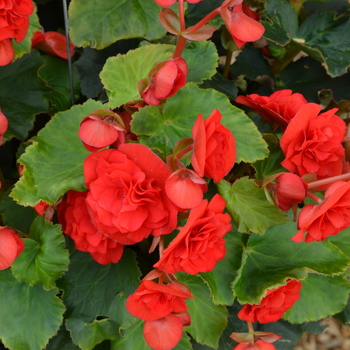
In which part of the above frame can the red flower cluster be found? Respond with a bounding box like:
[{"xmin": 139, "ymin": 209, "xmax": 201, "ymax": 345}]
[
  {"xmin": 154, "ymin": 194, "xmax": 232, "ymax": 274},
  {"xmin": 31, "ymin": 31, "xmax": 75, "ymax": 60},
  {"xmin": 0, "ymin": 0, "xmax": 34, "ymax": 66},
  {"xmin": 58, "ymin": 190, "xmax": 124, "ymax": 264},
  {"xmin": 280, "ymin": 103, "xmax": 345, "ymax": 179},
  {"xmin": 238, "ymin": 279, "xmax": 302, "ymax": 323},
  {"xmin": 139, "ymin": 57, "xmax": 188, "ymax": 106},
  {"xmin": 236, "ymin": 89, "xmax": 308, "ymax": 129},
  {"xmin": 126, "ymin": 279, "xmax": 193, "ymax": 350},
  {"xmin": 191, "ymin": 109, "xmax": 236, "ymax": 183},
  {"xmin": 294, "ymin": 181, "xmax": 350, "ymax": 243},
  {"xmin": 0, "ymin": 226, "xmax": 24, "ymax": 270}
]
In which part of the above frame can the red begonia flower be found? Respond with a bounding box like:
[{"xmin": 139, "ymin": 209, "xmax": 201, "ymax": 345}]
[
  {"xmin": 144, "ymin": 314, "xmax": 184, "ymax": 350},
  {"xmin": 154, "ymin": 194, "xmax": 232, "ymax": 274},
  {"xmin": 140, "ymin": 57, "xmax": 188, "ymax": 106},
  {"xmin": 165, "ymin": 168, "xmax": 207, "ymax": 210},
  {"xmin": 78, "ymin": 112, "xmax": 126, "ymax": 152},
  {"xmin": 233, "ymin": 339, "xmax": 277, "ymax": 350},
  {"xmin": 0, "ymin": 109, "xmax": 8, "ymax": 144},
  {"xmin": 0, "ymin": 39, "xmax": 14, "ymax": 66},
  {"xmin": 32, "ymin": 31, "xmax": 75, "ymax": 59},
  {"xmin": 83, "ymin": 144, "xmax": 178, "ymax": 245},
  {"xmin": 58, "ymin": 190, "xmax": 124, "ymax": 264},
  {"xmin": 219, "ymin": 0, "xmax": 265, "ymax": 48},
  {"xmin": 191, "ymin": 109, "xmax": 236, "ymax": 183},
  {"xmin": 126, "ymin": 280, "xmax": 192, "ymax": 321},
  {"xmin": 280, "ymin": 103, "xmax": 346, "ymax": 179},
  {"xmin": 238, "ymin": 279, "xmax": 302, "ymax": 324},
  {"xmin": 236, "ymin": 90, "xmax": 308, "ymax": 130},
  {"xmin": 293, "ymin": 180, "xmax": 350, "ymax": 243},
  {"xmin": 154, "ymin": 0, "xmax": 203, "ymax": 6},
  {"xmin": 0, "ymin": 226, "xmax": 24, "ymax": 270},
  {"xmin": 273, "ymin": 173, "xmax": 308, "ymax": 211}
]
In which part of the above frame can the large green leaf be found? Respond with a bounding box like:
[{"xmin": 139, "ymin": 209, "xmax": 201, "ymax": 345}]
[
  {"xmin": 0, "ymin": 189, "xmax": 37, "ymax": 233},
  {"xmin": 293, "ymin": 12, "xmax": 350, "ymax": 77},
  {"xmin": 101, "ymin": 42, "xmax": 218, "ymax": 108},
  {"xmin": 232, "ymin": 222, "xmax": 350, "ymax": 304},
  {"xmin": 261, "ymin": 0, "xmax": 298, "ymax": 45},
  {"xmin": 69, "ymin": 0, "xmax": 165, "ymax": 49},
  {"xmin": 59, "ymin": 245, "xmax": 140, "ymax": 350},
  {"xmin": 111, "ymin": 319, "xmax": 193, "ymax": 350},
  {"xmin": 12, "ymin": 9, "xmax": 41, "ymax": 61},
  {"xmin": 0, "ymin": 269, "xmax": 65, "ymax": 350},
  {"xmin": 11, "ymin": 217, "xmax": 69, "ymax": 290},
  {"xmin": 284, "ymin": 274, "xmax": 350, "ymax": 324},
  {"xmin": 199, "ymin": 228, "xmax": 244, "ymax": 305},
  {"xmin": 132, "ymin": 83, "xmax": 268, "ymax": 162},
  {"xmin": 11, "ymin": 99, "xmax": 103, "ymax": 206},
  {"xmin": 39, "ymin": 56, "xmax": 80, "ymax": 114},
  {"xmin": 177, "ymin": 274, "xmax": 228, "ymax": 349},
  {"xmin": 0, "ymin": 50, "xmax": 50, "ymax": 140},
  {"xmin": 218, "ymin": 178, "xmax": 288, "ymax": 235},
  {"xmin": 46, "ymin": 325, "xmax": 80, "ymax": 350}
]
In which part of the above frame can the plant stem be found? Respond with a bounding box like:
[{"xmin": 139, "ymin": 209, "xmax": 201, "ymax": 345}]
[
  {"xmin": 176, "ymin": 143, "xmax": 194, "ymax": 159},
  {"xmin": 178, "ymin": 0, "xmax": 186, "ymax": 32},
  {"xmin": 173, "ymin": 35, "xmax": 187, "ymax": 58},
  {"xmin": 307, "ymin": 173, "xmax": 350, "ymax": 190},
  {"xmin": 306, "ymin": 191, "xmax": 323, "ymax": 204},
  {"xmin": 186, "ymin": 8, "xmax": 220, "ymax": 34},
  {"xmin": 223, "ymin": 49, "xmax": 233, "ymax": 78},
  {"xmin": 247, "ymin": 321, "xmax": 254, "ymax": 333}
]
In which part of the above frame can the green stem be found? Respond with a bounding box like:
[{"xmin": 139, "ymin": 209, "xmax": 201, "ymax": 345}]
[
  {"xmin": 307, "ymin": 173, "xmax": 350, "ymax": 190},
  {"xmin": 223, "ymin": 49, "xmax": 233, "ymax": 78}
]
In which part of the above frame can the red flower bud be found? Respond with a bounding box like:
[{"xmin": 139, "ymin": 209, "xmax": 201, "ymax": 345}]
[
  {"xmin": 0, "ymin": 227, "xmax": 24, "ymax": 270},
  {"xmin": 274, "ymin": 173, "xmax": 308, "ymax": 211}
]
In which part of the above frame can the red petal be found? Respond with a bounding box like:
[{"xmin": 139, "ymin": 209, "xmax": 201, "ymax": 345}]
[
  {"xmin": 144, "ymin": 314, "xmax": 183, "ymax": 350},
  {"xmin": 0, "ymin": 228, "xmax": 21, "ymax": 270},
  {"xmin": 154, "ymin": 0, "xmax": 177, "ymax": 6},
  {"xmin": 153, "ymin": 60, "xmax": 179, "ymax": 99},
  {"xmin": 0, "ymin": 39, "xmax": 14, "ymax": 66},
  {"xmin": 229, "ymin": 12, "xmax": 265, "ymax": 42}
]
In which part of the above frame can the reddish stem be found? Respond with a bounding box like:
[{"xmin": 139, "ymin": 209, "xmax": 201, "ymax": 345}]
[
  {"xmin": 176, "ymin": 143, "xmax": 194, "ymax": 160},
  {"xmin": 307, "ymin": 173, "xmax": 350, "ymax": 190},
  {"xmin": 186, "ymin": 8, "xmax": 220, "ymax": 34},
  {"xmin": 306, "ymin": 191, "xmax": 323, "ymax": 204},
  {"xmin": 159, "ymin": 236, "xmax": 165, "ymax": 258},
  {"xmin": 178, "ymin": 0, "xmax": 186, "ymax": 32},
  {"xmin": 247, "ymin": 321, "xmax": 254, "ymax": 333},
  {"xmin": 173, "ymin": 35, "xmax": 187, "ymax": 58}
]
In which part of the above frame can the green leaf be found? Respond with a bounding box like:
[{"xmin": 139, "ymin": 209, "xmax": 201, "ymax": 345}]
[
  {"xmin": 59, "ymin": 245, "xmax": 140, "ymax": 350},
  {"xmin": 111, "ymin": 318, "xmax": 192, "ymax": 350},
  {"xmin": 279, "ymin": 57, "xmax": 350, "ymax": 103},
  {"xmin": 0, "ymin": 50, "xmax": 50, "ymax": 140},
  {"xmin": 218, "ymin": 178, "xmax": 288, "ymax": 235},
  {"xmin": 12, "ymin": 8, "xmax": 41, "ymax": 61},
  {"xmin": 11, "ymin": 99, "xmax": 103, "ymax": 206},
  {"xmin": 284, "ymin": 274, "xmax": 350, "ymax": 323},
  {"xmin": 200, "ymin": 228, "xmax": 244, "ymax": 305},
  {"xmin": 46, "ymin": 325, "xmax": 80, "ymax": 350},
  {"xmin": 132, "ymin": 83, "xmax": 268, "ymax": 162},
  {"xmin": 293, "ymin": 12, "xmax": 350, "ymax": 77},
  {"xmin": 11, "ymin": 217, "xmax": 69, "ymax": 290},
  {"xmin": 176, "ymin": 274, "xmax": 228, "ymax": 349},
  {"xmin": 199, "ymin": 72, "xmax": 238, "ymax": 100},
  {"xmin": 69, "ymin": 0, "xmax": 165, "ymax": 49},
  {"xmin": 253, "ymin": 142, "xmax": 286, "ymax": 180},
  {"xmin": 0, "ymin": 189, "xmax": 37, "ymax": 233},
  {"xmin": 39, "ymin": 56, "xmax": 80, "ymax": 114},
  {"xmin": 327, "ymin": 227, "xmax": 350, "ymax": 259},
  {"xmin": 334, "ymin": 297, "xmax": 350, "ymax": 325},
  {"xmin": 232, "ymin": 221, "xmax": 350, "ymax": 304},
  {"xmin": 74, "ymin": 39, "xmax": 139, "ymax": 98},
  {"xmin": 0, "ymin": 269, "xmax": 65, "ymax": 350},
  {"xmin": 101, "ymin": 42, "xmax": 218, "ymax": 108},
  {"xmin": 261, "ymin": 0, "xmax": 298, "ymax": 45}
]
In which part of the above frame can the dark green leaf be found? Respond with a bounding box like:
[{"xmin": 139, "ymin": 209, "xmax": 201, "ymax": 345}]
[
  {"xmin": 0, "ymin": 50, "xmax": 50, "ymax": 140},
  {"xmin": 0, "ymin": 269, "xmax": 65, "ymax": 350},
  {"xmin": 46, "ymin": 324, "xmax": 80, "ymax": 350},
  {"xmin": 11, "ymin": 99, "xmax": 102, "ymax": 206},
  {"xmin": 177, "ymin": 274, "xmax": 228, "ymax": 349},
  {"xmin": 334, "ymin": 297, "xmax": 350, "ymax": 325},
  {"xmin": 69, "ymin": 0, "xmax": 165, "ymax": 49},
  {"xmin": 11, "ymin": 217, "xmax": 69, "ymax": 290},
  {"xmin": 199, "ymin": 72, "xmax": 238, "ymax": 100},
  {"xmin": 301, "ymin": 321, "xmax": 328, "ymax": 335},
  {"xmin": 261, "ymin": 0, "xmax": 298, "ymax": 45},
  {"xmin": 200, "ymin": 228, "xmax": 244, "ymax": 305},
  {"xmin": 186, "ymin": 0, "xmax": 223, "ymax": 26},
  {"xmin": 0, "ymin": 189, "xmax": 37, "ymax": 233},
  {"xmin": 232, "ymin": 222, "xmax": 350, "ymax": 304},
  {"xmin": 132, "ymin": 83, "xmax": 268, "ymax": 163},
  {"xmin": 284, "ymin": 274, "xmax": 350, "ymax": 323},
  {"xmin": 218, "ymin": 178, "xmax": 288, "ymax": 235}
]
